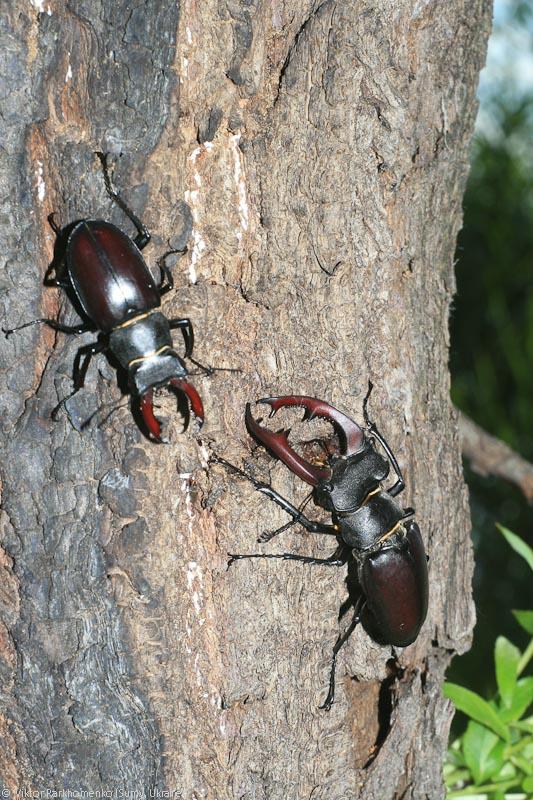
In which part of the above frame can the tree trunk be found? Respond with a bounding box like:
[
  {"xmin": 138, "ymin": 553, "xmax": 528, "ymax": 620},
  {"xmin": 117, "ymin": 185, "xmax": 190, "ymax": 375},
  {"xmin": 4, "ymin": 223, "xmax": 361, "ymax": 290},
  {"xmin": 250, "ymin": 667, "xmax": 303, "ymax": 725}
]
[{"xmin": 0, "ymin": 1, "xmax": 491, "ymax": 797}]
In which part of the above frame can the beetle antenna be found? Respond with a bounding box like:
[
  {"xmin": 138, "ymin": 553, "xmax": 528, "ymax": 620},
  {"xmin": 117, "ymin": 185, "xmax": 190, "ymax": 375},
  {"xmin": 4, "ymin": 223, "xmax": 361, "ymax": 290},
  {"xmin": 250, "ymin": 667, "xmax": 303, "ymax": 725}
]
[
  {"xmin": 48, "ymin": 212, "xmax": 62, "ymax": 234},
  {"xmin": 187, "ymin": 357, "xmax": 240, "ymax": 376},
  {"xmin": 95, "ymin": 152, "xmax": 151, "ymax": 250}
]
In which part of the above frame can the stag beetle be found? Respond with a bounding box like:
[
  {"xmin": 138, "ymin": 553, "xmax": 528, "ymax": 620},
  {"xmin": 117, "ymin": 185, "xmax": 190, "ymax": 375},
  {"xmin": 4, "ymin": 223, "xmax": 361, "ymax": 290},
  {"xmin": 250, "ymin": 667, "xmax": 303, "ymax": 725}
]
[
  {"xmin": 214, "ymin": 383, "xmax": 428, "ymax": 709},
  {"xmin": 3, "ymin": 153, "xmax": 206, "ymax": 441}
]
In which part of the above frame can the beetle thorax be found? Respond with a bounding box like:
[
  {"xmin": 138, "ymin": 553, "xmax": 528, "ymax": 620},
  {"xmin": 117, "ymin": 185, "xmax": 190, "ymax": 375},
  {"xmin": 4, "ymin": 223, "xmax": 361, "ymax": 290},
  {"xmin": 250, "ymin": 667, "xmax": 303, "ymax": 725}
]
[
  {"xmin": 314, "ymin": 440, "xmax": 390, "ymax": 514},
  {"xmin": 107, "ymin": 311, "xmax": 188, "ymax": 396},
  {"xmin": 348, "ymin": 523, "xmax": 406, "ymax": 563},
  {"xmin": 335, "ymin": 488, "xmax": 405, "ymax": 551}
]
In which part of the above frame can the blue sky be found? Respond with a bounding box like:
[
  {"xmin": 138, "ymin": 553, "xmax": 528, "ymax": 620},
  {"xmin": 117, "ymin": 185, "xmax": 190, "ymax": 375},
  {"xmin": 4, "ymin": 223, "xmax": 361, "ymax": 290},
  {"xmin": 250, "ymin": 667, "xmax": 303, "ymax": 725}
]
[{"xmin": 478, "ymin": 0, "xmax": 533, "ymax": 118}]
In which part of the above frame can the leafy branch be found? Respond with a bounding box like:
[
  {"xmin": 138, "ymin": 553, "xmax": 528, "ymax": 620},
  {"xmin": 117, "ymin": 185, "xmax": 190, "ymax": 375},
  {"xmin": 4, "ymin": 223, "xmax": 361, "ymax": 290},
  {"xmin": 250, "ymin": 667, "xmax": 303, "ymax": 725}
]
[{"xmin": 444, "ymin": 527, "xmax": 533, "ymax": 799}]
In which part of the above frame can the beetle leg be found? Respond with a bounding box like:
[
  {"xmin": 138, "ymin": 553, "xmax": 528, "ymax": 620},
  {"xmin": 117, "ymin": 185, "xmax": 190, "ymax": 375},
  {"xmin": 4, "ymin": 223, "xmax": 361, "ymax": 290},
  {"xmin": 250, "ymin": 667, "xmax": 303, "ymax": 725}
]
[
  {"xmin": 228, "ymin": 542, "xmax": 349, "ymax": 568},
  {"xmin": 258, "ymin": 492, "xmax": 313, "ymax": 543},
  {"xmin": 52, "ymin": 339, "xmax": 106, "ymax": 420},
  {"xmin": 211, "ymin": 456, "xmax": 337, "ymax": 536},
  {"xmin": 96, "ymin": 152, "xmax": 151, "ymax": 251},
  {"xmin": 3, "ymin": 319, "xmax": 94, "ymax": 337},
  {"xmin": 168, "ymin": 319, "xmax": 239, "ymax": 375},
  {"xmin": 156, "ymin": 251, "xmax": 176, "ymax": 295},
  {"xmin": 369, "ymin": 424, "xmax": 405, "ymax": 497},
  {"xmin": 362, "ymin": 381, "xmax": 406, "ymax": 497},
  {"xmin": 319, "ymin": 597, "xmax": 364, "ymax": 711},
  {"xmin": 47, "ymin": 211, "xmax": 62, "ymax": 235},
  {"xmin": 156, "ymin": 248, "xmax": 189, "ymax": 295},
  {"xmin": 168, "ymin": 318, "xmax": 194, "ymax": 359}
]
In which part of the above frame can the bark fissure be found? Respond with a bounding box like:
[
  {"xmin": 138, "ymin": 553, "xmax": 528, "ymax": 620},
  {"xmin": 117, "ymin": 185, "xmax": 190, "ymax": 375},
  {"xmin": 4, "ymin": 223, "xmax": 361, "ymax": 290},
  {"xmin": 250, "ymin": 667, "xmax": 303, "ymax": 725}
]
[{"xmin": 274, "ymin": 0, "xmax": 334, "ymax": 106}]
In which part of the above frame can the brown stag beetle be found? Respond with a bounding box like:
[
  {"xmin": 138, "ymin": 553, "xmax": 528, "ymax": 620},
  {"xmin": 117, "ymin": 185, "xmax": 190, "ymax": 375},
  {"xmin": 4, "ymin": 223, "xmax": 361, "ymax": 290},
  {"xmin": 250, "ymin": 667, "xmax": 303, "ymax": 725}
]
[
  {"xmin": 3, "ymin": 153, "xmax": 210, "ymax": 442},
  {"xmin": 213, "ymin": 383, "xmax": 428, "ymax": 710}
]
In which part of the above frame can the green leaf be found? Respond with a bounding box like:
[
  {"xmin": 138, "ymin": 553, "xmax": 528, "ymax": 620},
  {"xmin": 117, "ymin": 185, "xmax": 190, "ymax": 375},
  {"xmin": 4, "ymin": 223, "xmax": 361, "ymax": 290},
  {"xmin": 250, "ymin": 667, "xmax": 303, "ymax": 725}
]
[
  {"xmin": 517, "ymin": 640, "xmax": 533, "ymax": 677},
  {"xmin": 523, "ymin": 774, "xmax": 533, "ymax": 793},
  {"xmin": 496, "ymin": 524, "xmax": 533, "ymax": 570},
  {"xmin": 444, "ymin": 682, "xmax": 511, "ymax": 741},
  {"xmin": 513, "ymin": 610, "xmax": 533, "ymax": 634},
  {"xmin": 512, "ymin": 715, "xmax": 533, "ymax": 733},
  {"xmin": 512, "ymin": 754, "xmax": 533, "ymax": 776},
  {"xmin": 496, "ymin": 758, "xmax": 519, "ymax": 780},
  {"xmin": 509, "ymin": 738, "xmax": 533, "ymax": 761},
  {"xmin": 500, "ymin": 678, "xmax": 533, "ymax": 722},
  {"xmin": 495, "ymin": 636, "xmax": 521, "ymax": 707},
  {"xmin": 463, "ymin": 721, "xmax": 505, "ymax": 784}
]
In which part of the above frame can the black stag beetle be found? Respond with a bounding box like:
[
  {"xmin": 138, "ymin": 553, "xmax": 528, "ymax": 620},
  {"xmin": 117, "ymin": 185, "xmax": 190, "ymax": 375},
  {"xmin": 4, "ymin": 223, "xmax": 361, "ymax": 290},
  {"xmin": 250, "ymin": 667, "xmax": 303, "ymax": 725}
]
[
  {"xmin": 214, "ymin": 383, "xmax": 428, "ymax": 710},
  {"xmin": 3, "ymin": 153, "xmax": 208, "ymax": 442}
]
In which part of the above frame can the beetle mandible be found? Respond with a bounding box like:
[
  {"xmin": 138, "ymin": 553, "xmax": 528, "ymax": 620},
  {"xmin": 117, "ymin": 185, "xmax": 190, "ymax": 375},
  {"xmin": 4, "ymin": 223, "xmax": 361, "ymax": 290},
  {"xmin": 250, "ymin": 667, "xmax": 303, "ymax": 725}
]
[
  {"xmin": 3, "ymin": 153, "xmax": 206, "ymax": 441},
  {"xmin": 213, "ymin": 383, "xmax": 428, "ymax": 709}
]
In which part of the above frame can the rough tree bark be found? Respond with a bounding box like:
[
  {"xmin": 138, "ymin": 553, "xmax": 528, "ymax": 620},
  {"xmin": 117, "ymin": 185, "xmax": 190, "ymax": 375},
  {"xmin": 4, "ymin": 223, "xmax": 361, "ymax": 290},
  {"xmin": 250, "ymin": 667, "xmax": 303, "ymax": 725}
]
[{"xmin": 0, "ymin": 1, "xmax": 491, "ymax": 798}]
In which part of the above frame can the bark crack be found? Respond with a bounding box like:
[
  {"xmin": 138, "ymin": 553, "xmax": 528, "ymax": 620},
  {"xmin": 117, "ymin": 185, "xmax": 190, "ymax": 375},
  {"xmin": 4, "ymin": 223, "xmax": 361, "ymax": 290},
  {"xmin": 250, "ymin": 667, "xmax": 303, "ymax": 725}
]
[{"xmin": 273, "ymin": 0, "xmax": 334, "ymax": 106}]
